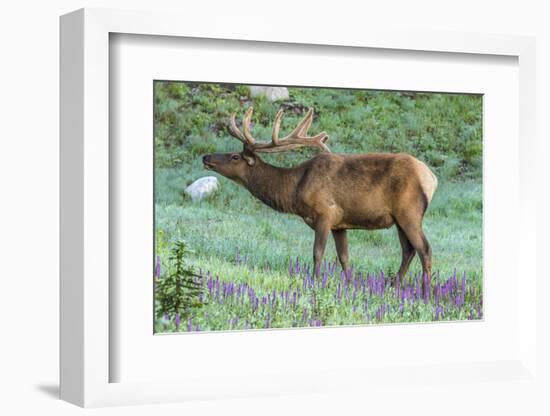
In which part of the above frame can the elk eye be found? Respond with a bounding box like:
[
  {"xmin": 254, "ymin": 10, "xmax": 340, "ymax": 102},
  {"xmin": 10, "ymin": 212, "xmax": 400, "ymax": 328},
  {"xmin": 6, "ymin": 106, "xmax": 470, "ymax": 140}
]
[{"xmin": 231, "ymin": 154, "xmax": 240, "ymax": 160}]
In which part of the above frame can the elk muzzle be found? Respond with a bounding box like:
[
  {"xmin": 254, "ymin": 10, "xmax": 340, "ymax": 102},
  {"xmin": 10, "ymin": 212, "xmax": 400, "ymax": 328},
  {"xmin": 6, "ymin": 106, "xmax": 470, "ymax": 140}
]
[{"xmin": 202, "ymin": 154, "xmax": 215, "ymax": 170}]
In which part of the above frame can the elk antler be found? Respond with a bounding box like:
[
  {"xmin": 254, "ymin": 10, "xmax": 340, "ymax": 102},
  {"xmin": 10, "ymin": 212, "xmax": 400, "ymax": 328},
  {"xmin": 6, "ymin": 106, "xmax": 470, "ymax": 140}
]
[{"xmin": 228, "ymin": 107, "xmax": 331, "ymax": 153}]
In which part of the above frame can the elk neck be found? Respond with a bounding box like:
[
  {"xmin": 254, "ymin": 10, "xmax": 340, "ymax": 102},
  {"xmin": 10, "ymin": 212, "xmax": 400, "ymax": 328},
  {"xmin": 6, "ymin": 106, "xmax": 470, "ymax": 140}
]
[{"xmin": 242, "ymin": 158, "xmax": 303, "ymax": 215}]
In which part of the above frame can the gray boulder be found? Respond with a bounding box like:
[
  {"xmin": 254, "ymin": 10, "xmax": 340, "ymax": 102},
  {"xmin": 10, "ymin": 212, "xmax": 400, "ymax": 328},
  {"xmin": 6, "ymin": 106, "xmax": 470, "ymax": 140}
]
[
  {"xmin": 185, "ymin": 176, "xmax": 218, "ymax": 201},
  {"xmin": 249, "ymin": 86, "xmax": 289, "ymax": 102}
]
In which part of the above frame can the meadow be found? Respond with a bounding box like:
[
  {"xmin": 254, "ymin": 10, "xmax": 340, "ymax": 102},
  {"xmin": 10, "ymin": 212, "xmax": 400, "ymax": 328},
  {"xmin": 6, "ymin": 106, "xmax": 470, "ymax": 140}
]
[{"xmin": 153, "ymin": 82, "xmax": 483, "ymax": 332}]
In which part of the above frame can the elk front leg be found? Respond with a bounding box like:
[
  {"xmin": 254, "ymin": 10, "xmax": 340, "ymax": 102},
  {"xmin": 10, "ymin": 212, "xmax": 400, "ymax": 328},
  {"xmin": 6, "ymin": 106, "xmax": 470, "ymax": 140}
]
[
  {"xmin": 313, "ymin": 220, "xmax": 331, "ymax": 277},
  {"xmin": 332, "ymin": 229, "xmax": 349, "ymax": 273}
]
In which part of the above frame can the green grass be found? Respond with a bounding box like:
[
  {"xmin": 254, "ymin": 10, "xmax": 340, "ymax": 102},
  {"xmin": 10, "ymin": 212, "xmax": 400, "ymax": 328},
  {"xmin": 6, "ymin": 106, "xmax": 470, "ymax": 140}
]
[{"xmin": 154, "ymin": 165, "xmax": 482, "ymax": 332}]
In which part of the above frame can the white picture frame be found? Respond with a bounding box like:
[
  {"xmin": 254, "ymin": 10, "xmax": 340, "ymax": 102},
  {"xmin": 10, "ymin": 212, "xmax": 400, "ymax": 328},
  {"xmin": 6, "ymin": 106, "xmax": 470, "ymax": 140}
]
[{"xmin": 60, "ymin": 7, "xmax": 539, "ymax": 408}]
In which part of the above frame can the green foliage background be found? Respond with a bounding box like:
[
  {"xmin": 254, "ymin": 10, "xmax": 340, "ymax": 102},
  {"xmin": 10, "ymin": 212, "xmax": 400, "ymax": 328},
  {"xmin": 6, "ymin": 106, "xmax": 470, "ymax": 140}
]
[
  {"xmin": 154, "ymin": 82, "xmax": 483, "ymax": 332},
  {"xmin": 155, "ymin": 82, "xmax": 482, "ymax": 179}
]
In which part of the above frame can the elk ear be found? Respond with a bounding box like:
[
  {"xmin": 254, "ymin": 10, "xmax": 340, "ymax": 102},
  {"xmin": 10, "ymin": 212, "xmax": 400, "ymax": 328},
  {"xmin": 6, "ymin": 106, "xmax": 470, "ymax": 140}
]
[{"xmin": 242, "ymin": 148, "xmax": 256, "ymax": 166}]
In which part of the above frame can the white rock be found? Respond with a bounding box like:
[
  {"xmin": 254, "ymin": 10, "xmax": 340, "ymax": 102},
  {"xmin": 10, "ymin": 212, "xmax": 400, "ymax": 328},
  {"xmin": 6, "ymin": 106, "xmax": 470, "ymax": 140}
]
[
  {"xmin": 185, "ymin": 176, "xmax": 218, "ymax": 201},
  {"xmin": 249, "ymin": 86, "xmax": 289, "ymax": 102}
]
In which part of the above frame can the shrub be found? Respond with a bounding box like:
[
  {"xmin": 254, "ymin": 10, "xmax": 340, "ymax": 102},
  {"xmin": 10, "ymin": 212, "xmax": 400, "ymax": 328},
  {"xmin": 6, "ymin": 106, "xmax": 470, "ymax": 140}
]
[{"xmin": 155, "ymin": 240, "xmax": 203, "ymax": 328}]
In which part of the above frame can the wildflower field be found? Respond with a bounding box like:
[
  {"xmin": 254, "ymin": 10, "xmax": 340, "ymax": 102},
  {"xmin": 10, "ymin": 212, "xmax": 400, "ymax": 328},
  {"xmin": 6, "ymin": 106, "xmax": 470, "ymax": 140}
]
[{"xmin": 154, "ymin": 82, "xmax": 483, "ymax": 333}]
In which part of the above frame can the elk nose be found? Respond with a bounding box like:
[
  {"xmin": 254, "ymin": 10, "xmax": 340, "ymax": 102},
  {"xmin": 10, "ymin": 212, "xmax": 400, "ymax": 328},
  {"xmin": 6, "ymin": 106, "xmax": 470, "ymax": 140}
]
[{"xmin": 203, "ymin": 155, "xmax": 211, "ymax": 163}]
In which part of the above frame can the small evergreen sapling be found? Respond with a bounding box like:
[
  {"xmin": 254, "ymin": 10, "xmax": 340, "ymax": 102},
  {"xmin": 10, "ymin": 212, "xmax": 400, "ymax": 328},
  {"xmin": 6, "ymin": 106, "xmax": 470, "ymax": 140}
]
[{"xmin": 155, "ymin": 240, "xmax": 203, "ymax": 327}]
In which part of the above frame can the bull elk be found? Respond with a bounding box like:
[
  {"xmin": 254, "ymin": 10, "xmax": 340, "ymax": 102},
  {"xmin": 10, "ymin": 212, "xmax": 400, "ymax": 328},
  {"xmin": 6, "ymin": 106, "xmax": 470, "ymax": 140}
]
[{"xmin": 202, "ymin": 107, "xmax": 438, "ymax": 293}]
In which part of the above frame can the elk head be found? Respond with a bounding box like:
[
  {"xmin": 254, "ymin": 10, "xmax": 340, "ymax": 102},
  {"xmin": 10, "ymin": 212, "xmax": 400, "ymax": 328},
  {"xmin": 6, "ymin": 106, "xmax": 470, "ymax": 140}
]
[{"xmin": 202, "ymin": 107, "xmax": 331, "ymax": 182}]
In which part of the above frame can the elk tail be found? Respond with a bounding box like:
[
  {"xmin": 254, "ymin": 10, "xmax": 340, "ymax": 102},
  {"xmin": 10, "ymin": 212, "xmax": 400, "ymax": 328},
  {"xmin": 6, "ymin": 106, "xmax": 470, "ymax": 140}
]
[
  {"xmin": 427, "ymin": 169, "xmax": 438, "ymax": 203},
  {"xmin": 420, "ymin": 166, "xmax": 438, "ymax": 207}
]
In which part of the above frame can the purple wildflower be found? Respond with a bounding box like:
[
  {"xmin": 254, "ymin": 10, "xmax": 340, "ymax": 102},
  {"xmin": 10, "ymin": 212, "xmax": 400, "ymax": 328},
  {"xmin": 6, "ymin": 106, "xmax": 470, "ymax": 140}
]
[
  {"xmin": 416, "ymin": 274, "xmax": 422, "ymax": 300},
  {"xmin": 321, "ymin": 271, "xmax": 329, "ymax": 289},
  {"xmin": 423, "ymin": 273, "xmax": 430, "ymax": 303},
  {"xmin": 435, "ymin": 305, "xmax": 444, "ymax": 320},
  {"xmin": 395, "ymin": 274, "xmax": 401, "ymax": 297},
  {"xmin": 155, "ymin": 255, "xmax": 161, "ymax": 279},
  {"xmin": 452, "ymin": 269, "xmax": 457, "ymax": 291},
  {"xmin": 455, "ymin": 294, "xmax": 462, "ymax": 307},
  {"xmin": 375, "ymin": 304, "xmax": 386, "ymax": 321}
]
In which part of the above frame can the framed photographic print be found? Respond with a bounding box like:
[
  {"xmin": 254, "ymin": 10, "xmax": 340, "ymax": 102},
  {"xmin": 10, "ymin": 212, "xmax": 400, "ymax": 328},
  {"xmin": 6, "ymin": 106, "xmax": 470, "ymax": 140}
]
[{"xmin": 60, "ymin": 7, "xmax": 540, "ymax": 408}]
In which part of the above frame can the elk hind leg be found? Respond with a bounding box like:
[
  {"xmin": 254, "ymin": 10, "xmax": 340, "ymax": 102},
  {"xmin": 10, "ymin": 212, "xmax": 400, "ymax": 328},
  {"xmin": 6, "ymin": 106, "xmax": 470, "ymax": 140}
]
[
  {"xmin": 332, "ymin": 229, "xmax": 350, "ymax": 273},
  {"xmin": 396, "ymin": 218, "xmax": 432, "ymax": 297},
  {"xmin": 396, "ymin": 224, "xmax": 415, "ymax": 285}
]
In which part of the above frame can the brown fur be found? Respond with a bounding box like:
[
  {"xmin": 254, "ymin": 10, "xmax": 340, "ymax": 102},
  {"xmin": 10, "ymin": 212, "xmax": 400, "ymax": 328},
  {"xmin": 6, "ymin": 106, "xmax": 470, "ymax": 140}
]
[{"xmin": 202, "ymin": 149, "xmax": 438, "ymax": 295}]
